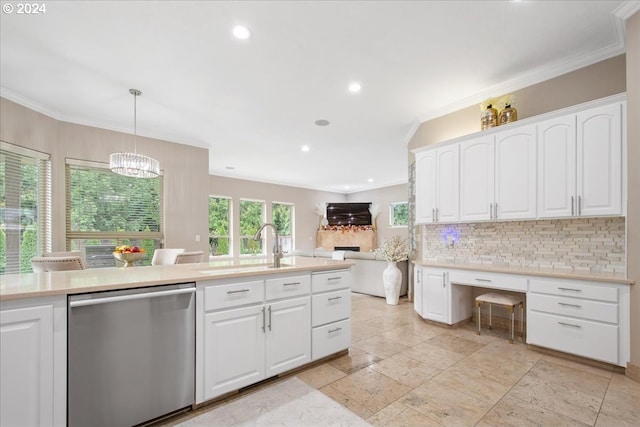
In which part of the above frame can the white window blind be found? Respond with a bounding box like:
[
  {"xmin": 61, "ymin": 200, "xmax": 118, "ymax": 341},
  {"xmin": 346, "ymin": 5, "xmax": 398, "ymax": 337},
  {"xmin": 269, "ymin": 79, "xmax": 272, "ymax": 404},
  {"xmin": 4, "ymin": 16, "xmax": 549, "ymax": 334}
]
[{"xmin": 0, "ymin": 141, "xmax": 51, "ymax": 274}]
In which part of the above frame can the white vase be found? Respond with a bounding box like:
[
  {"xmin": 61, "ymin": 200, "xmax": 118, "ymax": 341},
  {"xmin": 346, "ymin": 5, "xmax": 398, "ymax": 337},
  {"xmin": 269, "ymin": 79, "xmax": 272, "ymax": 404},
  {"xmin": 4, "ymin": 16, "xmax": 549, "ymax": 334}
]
[{"xmin": 382, "ymin": 261, "xmax": 402, "ymax": 305}]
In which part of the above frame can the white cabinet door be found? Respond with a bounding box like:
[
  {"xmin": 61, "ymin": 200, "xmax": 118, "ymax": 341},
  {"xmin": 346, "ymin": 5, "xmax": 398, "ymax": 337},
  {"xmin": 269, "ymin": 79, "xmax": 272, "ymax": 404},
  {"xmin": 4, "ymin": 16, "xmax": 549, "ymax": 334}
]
[
  {"xmin": 265, "ymin": 297, "xmax": 311, "ymax": 377},
  {"xmin": 203, "ymin": 305, "xmax": 265, "ymax": 400},
  {"xmin": 577, "ymin": 103, "xmax": 622, "ymax": 216},
  {"xmin": 423, "ymin": 269, "xmax": 449, "ymax": 323},
  {"xmin": 435, "ymin": 145, "xmax": 460, "ymax": 222},
  {"xmin": 414, "ymin": 267, "xmax": 424, "ymax": 317},
  {"xmin": 537, "ymin": 115, "xmax": 577, "ymax": 218},
  {"xmin": 415, "ymin": 150, "xmax": 436, "ymax": 223},
  {"xmin": 1, "ymin": 304, "xmax": 55, "ymax": 427},
  {"xmin": 495, "ymin": 124, "xmax": 537, "ymax": 219},
  {"xmin": 460, "ymin": 135, "xmax": 494, "ymax": 221}
]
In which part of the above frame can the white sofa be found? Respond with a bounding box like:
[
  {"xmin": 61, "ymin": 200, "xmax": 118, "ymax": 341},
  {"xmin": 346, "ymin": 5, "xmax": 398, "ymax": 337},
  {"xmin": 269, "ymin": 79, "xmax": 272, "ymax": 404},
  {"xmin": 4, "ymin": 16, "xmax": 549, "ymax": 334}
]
[{"xmin": 292, "ymin": 250, "xmax": 408, "ymax": 298}]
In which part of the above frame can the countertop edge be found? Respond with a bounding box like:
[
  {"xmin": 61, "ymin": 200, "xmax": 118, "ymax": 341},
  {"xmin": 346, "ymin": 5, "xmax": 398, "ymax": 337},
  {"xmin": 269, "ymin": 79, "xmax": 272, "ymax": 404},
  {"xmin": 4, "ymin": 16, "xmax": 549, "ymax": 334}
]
[{"xmin": 413, "ymin": 261, "xmax": 634, "ymax": 285}]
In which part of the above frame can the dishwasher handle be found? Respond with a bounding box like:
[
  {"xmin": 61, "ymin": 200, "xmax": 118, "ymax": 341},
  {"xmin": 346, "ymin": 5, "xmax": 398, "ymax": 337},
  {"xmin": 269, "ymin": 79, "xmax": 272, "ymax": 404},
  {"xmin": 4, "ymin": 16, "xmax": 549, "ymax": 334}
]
[{"xmin": 69, "ymin": 287, "xmax": 195, "ymax": 308}]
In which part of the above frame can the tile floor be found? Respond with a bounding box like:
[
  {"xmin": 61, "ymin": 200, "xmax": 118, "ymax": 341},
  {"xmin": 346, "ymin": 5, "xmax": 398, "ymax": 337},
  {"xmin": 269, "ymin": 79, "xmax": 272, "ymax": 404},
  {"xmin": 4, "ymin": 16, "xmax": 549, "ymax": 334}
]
[{"xmin": 161, "ymin": 293, "xmax": 640, "ymax": 427}]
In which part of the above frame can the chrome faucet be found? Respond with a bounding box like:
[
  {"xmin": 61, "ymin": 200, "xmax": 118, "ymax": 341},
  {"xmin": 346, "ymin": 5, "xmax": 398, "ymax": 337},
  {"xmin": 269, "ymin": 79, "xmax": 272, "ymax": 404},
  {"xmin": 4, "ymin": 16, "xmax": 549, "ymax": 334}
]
[{"xmin": 253, "ymin": 223, "xmax": 283, "ymax": 268}]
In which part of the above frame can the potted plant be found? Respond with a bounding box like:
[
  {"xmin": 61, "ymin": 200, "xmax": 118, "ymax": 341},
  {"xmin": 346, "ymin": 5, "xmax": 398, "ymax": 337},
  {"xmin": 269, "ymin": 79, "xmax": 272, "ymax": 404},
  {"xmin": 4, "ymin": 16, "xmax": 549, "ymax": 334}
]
[{"xmin": 374, "ymin": 236, "xmax": 408, "ymax": 305}]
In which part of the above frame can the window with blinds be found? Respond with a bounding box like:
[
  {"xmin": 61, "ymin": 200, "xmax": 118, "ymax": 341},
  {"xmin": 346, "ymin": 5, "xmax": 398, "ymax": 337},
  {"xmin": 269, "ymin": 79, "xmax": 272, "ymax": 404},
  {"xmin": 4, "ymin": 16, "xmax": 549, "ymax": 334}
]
[
  {"xmin": 65, "ymin": 159, "xmax": 163, "ymax": 267},
  {"xmin": 0, "ymin": 142, "xmax": 51, "ymax": 274}
]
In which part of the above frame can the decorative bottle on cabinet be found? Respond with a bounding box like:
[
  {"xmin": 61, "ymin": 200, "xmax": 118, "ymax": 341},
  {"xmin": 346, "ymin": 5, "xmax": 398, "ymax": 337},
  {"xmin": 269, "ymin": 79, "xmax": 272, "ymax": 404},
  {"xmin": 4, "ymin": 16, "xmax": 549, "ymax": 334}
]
[
  {"xmin": 499, "ymin": 104, "xmax": 518, "ymax": 125},
  {"xmin": 481, "ymin": 104, "xmax": 498, "ymax": 130}
]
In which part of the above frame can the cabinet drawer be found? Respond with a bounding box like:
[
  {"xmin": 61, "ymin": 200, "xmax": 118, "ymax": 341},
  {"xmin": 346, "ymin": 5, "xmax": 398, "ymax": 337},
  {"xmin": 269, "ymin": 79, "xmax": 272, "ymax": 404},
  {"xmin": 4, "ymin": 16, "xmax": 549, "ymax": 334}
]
[
  {"xmin": 528, "ymin": 293, "xmax": 618, "ymax": 324},
  {"xmin": 527, "ymin": 311, "xmax": 618, "ymax": 365},
  {"xmin": 312, "ymin": 270, "xmax": 351, "ymax": 293},
  {"xmin": 204, "ymin": 280, "xmax": 264, "ymax": 311},
  {"xmin": 265, "ymin": 275, "xmax": 311, "ymax": 301},
  {"xmin": 448, "ymin": 269, "xmax": 527, "ymax": 292},
  {"xmin": 529, "ymin": 278, "xmax": 618, "ymax": 302},
  {"xmin": 312, "ymin": 289, "xmax": 351, "ymax": 327},
  {"xmin": 312, "ymin": 319, "xmax": 351, "ymax": 360}
]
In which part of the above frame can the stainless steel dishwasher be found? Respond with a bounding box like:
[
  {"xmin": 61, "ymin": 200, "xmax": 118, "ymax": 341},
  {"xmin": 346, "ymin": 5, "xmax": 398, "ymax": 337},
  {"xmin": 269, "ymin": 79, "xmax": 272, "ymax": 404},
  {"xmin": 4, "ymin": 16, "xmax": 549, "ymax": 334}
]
[{"xmin": 68, "ymin": 283, "xmax": 195, "ymax": 427}]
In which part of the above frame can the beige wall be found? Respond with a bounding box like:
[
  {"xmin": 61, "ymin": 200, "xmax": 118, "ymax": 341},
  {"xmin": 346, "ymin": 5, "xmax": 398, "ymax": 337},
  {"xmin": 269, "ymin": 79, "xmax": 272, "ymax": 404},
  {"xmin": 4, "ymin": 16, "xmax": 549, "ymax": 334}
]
[
  {"xmin": 626, "ymin": 11, "xmax": 640, "ymax": 372},
  {"xmin": 347, "ymin": 184, "xmax": 409, "ymax": 245},
  {"xmin": 1, "ymin": 97, "xmax": 211, "ymax": 253},
  {"xmin": 408, "ymin": 55, "xmax": 626, "ymax": 151}
]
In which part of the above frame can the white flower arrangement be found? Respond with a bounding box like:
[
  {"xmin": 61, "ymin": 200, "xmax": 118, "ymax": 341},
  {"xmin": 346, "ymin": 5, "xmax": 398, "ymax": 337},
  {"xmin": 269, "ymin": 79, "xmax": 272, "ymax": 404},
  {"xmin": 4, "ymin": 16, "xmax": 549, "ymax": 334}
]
[{"xmin": 375, "ymin": 236, "xmax": 409, "ymax": 262}]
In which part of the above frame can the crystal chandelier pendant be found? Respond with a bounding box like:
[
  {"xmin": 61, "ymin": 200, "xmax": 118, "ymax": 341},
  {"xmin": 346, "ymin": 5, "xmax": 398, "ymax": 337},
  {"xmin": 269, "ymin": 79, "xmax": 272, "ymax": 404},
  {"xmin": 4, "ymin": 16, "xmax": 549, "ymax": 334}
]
[{"xmin": 109, "ymin": 89, "xmax": 160, "ymax": 178}]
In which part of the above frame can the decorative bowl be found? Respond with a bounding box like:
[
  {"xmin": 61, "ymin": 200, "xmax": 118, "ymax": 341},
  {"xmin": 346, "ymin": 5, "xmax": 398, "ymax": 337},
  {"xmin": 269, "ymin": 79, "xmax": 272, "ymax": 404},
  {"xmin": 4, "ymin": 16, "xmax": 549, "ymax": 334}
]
[{"xmin": 113, "ymin": 251, "xmax": 144, "ymax": 267}]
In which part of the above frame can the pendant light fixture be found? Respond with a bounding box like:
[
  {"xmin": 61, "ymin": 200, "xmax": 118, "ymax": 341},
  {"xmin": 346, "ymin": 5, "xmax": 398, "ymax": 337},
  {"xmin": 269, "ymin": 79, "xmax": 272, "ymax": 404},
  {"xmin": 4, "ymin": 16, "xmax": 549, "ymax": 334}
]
[{"xmin": 109, "ymin": 89, "xmax": 160, "ymax": 178}]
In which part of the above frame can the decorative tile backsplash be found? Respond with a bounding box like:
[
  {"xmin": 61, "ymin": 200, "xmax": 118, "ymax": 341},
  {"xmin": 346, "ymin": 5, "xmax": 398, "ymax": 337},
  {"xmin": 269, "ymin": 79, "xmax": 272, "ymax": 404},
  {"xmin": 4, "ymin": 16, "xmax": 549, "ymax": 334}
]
[{"xmin": 420, "ymin": 217, "xmax": 625, "ymax": 273}]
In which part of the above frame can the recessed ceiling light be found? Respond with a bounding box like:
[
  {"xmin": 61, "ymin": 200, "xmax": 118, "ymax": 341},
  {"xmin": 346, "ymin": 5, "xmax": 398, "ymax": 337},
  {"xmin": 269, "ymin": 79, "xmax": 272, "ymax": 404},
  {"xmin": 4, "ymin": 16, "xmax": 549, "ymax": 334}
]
[
  {"xmin": 315, "ymin": 119, "xmax": 330, "ymax": 126},
  {"xmin": 301, "ymin": 145, "xmax": 310, "ymax": 152},
  {"xmin": 344, "ymin": 185, "xmax": 350, "ymax": 190},
  {"xmin": 368, "ymin": 178, "xmax": 374, "ymax": 183},
  {"xmin": 348, "ymin": 82, "xmax": 362, "ymax": 93},
  {"xmin": 232, "ymin": 25, "xmax": 251, "ymax": 40}
]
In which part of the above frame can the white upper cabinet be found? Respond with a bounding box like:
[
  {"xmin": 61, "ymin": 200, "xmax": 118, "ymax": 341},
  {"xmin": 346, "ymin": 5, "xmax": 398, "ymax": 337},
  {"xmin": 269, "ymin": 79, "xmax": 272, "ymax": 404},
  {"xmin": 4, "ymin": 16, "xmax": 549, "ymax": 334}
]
[
  {"xmin": 460, "ymin": 135, "xmax": 494, "ymax": 221},
  {"xmin": 537, "ymin": 102, "xmax": 623, "ymax": 218},
  {"xmin": 577, "ymin": 103, "xmax": 622, "ymax": 216},
  {"xmin": 537, "ymin": 115, "xmax": 577, "ymax": 218},
  {"xmin": 415, "ymin": 145, "xmax": 459, "ymax": 224},
  {"xmin": 460, "ymin": 125, "xmax": 536, "ymax": 221},
  {"xmin": 494, "ymin": 124, "xmax": 537, "ymax": 219}
]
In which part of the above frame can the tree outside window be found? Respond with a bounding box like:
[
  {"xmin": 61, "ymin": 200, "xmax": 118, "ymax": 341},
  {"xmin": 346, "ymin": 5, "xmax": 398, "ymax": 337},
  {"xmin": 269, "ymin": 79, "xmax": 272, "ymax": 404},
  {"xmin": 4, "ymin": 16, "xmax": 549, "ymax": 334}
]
[
  {"xmin": 239, "ymin": 199, "xmax": 264, "ymax": 255},
  {"xmin": 272, "ymin": 202, "xmax": 293, "ymax": 254},
  {"xmin": 209, "ymin": 196, "xmax": 231, "ymax": 256},
  {"xmin": 389, "ymin": 201, "xmax": 409, "ymax": 227}
]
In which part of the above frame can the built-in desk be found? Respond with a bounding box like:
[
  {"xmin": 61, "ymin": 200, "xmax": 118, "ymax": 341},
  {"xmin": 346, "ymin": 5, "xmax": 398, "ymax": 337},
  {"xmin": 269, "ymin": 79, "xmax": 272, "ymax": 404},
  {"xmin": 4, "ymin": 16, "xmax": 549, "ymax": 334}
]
[{"xmin": 413, "ymin": 262, "xmax": 633, "ymax": 367}]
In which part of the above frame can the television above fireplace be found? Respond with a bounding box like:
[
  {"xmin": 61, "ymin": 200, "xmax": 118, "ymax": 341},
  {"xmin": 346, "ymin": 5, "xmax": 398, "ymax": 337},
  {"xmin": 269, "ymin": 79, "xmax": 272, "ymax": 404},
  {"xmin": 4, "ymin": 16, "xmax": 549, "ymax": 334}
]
[{"xmin": 326, "ymin": 202, "xmax": 371, "ymax": 226}]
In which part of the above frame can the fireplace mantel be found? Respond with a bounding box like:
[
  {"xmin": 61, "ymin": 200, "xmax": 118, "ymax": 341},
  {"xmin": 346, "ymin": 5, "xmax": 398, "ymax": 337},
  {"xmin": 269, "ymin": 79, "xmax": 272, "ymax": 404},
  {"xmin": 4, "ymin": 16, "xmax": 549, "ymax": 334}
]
[{"xmin": 316, "ymin": 229, "xmax": 376, "ymax": 253}]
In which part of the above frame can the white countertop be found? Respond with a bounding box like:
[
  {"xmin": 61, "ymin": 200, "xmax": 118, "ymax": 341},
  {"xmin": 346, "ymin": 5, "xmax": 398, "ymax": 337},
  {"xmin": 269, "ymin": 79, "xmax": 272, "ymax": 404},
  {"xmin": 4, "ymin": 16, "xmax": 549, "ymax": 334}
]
[
  {"xmin": 413, "ymin": 261, "xmax": 634, "ymax": 285},
  {"xmin": 0, "ymin": 256, "xmax": 354, "ymax": 301}
]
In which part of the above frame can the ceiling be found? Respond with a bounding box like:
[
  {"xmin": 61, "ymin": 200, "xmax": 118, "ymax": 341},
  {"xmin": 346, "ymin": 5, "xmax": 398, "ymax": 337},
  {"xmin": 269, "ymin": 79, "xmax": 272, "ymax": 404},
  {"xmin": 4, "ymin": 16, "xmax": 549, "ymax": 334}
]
[{"xmin": 1, "ymin": 1, "xmax": 636, "ymax": 193}]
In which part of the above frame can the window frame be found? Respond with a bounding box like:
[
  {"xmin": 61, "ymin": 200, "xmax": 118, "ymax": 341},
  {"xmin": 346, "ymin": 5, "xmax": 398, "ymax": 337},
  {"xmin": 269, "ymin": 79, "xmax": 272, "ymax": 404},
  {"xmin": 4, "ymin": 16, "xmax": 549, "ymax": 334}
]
[
  {"xmin": 389, "ymin": 201, "xmax": 409, "ymax": 228},
  {"xmin": 272, "ymin": 201, "xmax": 294, "ymax": 255},
  {"xmin": 208, "ymin": 195, "xmax": 232, "ymax": 258},
  {"xmin": 239, "ymin": 198, "xmax": 265, "ymax": 257}
]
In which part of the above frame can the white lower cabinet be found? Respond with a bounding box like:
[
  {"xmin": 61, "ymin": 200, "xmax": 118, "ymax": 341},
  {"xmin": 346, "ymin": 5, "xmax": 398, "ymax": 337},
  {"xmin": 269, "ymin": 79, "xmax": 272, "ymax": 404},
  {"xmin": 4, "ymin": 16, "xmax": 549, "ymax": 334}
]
[
  {"xmin": 414, "ymin": 267, "xmax": 472, "ymax": 325},
  {"xmin": 0, "ymin": 296, "xmax": 66, "ymax": 427},
  {"xmin": 311, "ymin": 270, "xmax": 351, "ymax": 361},
  {"xmin": 198, "ymin": 269, "xmax": 348, "ymax": 403},
  {"xmin": 527, "ymin": 277, "xmax": 629, "ymax": 366}
]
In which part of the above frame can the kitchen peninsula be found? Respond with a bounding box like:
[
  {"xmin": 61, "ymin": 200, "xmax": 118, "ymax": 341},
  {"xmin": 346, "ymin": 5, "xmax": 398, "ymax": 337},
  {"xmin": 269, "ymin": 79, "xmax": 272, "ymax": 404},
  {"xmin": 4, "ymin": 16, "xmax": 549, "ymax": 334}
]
[{"xmin": 0, "ymin": 256, "xmax": 354, "ymax": 426}]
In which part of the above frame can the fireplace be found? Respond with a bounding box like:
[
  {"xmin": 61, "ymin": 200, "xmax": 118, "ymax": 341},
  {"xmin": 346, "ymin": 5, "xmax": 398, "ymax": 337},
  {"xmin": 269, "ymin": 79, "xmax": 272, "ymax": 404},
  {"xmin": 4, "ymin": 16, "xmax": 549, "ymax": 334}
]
[{"xmin": 334, "ymin": 246, "xmax": 360, "ymax": 252}]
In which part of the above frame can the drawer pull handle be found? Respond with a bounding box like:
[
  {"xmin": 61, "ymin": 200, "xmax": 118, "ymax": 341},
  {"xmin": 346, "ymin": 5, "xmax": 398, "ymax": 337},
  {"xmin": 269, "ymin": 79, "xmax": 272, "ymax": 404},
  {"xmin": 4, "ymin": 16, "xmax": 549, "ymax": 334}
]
[
  {"xmin": 328, "ymin": 327, "xmax": 342, "ymax": 333},
  {"xmin": 328, "ymin": 277, "xmax": 342, "ymax": 281},
  {"xmin": 283, "ymin": 282, "xmax": 300, "ymax": 286},
  {"xmin": 328, "ymin": 296, "xmax": 342, "ymax": 301},
  {"xmin": 558, "ymin": 321, "xmax": 581, "ymax": 328},
  {"xmin": 227, "ymin": 289, "xmax": 250, "ymax": 294},
  {"xmin": 558, "ymin": 287, "xmax": 581, "ymax": 292},
  {"xmin": 558, "ymin": 302, "xmax": 582, "ymax": 308},
  {"xmin": 475, "ymin": 278, "xmax": 492, "ymax": 282}
]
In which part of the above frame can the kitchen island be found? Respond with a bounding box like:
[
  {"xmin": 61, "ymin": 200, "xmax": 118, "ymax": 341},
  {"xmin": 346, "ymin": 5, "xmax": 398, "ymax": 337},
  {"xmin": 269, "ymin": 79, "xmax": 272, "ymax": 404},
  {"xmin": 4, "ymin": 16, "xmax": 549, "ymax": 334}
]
[{"xmin": 0, "ymin": 256, "xmax": 354, "ymax": 426}]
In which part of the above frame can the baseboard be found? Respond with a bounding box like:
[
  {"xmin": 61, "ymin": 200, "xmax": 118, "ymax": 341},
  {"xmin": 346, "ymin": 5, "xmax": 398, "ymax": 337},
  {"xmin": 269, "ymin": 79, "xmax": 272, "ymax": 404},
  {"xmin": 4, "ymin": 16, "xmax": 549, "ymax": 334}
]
[{"xmin": 626, "ymin": 361, "xmax": 640, "ymax": 382}]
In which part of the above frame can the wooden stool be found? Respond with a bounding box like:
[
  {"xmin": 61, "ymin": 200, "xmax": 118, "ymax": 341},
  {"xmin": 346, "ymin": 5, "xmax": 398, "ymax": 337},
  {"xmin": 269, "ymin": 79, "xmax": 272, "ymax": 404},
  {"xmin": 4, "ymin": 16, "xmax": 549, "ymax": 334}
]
[{"xmin": 475, "ymin": 293, "xmax": 524, "ymax": 343}]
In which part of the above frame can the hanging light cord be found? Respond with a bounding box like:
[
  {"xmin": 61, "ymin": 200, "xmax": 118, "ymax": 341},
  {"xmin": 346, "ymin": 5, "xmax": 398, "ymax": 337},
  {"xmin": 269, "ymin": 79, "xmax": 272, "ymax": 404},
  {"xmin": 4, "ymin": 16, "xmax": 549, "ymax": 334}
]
[{"xmin": 131, "ymin": 88, "xmax": 141, "ymax": 154}]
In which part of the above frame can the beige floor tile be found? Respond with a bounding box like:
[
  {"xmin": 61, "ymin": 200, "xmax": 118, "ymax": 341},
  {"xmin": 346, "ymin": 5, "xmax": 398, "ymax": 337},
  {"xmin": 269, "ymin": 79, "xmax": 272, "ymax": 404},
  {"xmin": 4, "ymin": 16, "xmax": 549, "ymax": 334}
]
[
  {"xmin": 319, "ymin": 383, "xmax": 374, "ymax": 420},
  {"xmin": 351, "ymin": 308, "xmax": 387, "ymax": 323},
  {"xmin": 477, "ymin": 394, "xmax": 591, "ymax": 427},
  {"xmin": 359, "ymin": 315, "xmax": 411, "ymax": 332},
  {"xmin": 401, "ymin": 380, "xmax": 493, "ymax": 427},
  {"xmin": 351, "ymin": 335, "xmax": 409, "ymax": 359},
  {"xmin": 476, "ymin": 339, "xmax": 545, "ymax": 366},
  {"xmin": 507, "ymin": 371, "xmax": 603, "ymax": 425},
  {"xmin": 401, "ymin": 318, "xmax": 446, "ymax": 340},
  {"xmin": 542, "ymin": 354, "xmax": 614, "ymax": 379},
  {"xmin": 432, "ymin": 362, "xmax": 520, "ymax": 405},
  {"xmin": 595, "ymin": 412, "xmax": 640, "ymax": 427},
  {"xmin": 425, "ymin": 332, "xmax": 486, "ymax": 356},
  {"xmin": 370, "ymin": 353, "xmax": 441, "ymax": 388},
  {"xmin": 379, "ymin": 327, "xmax": 430, "ymax": 346},
  {"xmin": 352, "ymin": 320, "xmax": 385, "ymax": 341},
  {"xmin": 528, "ymin": 358, "xmax": 610, "ymax": 399},
  {"xmin": 401, "ymin": 342, "xmax": 466, "ymax": 370},
  {"xmin": 367, "ymin": 401, "xmax": 442, "ymax": 427},
  {"xmin": 454, "ymin": 351, "xmax": 536, "ymax": 383},
  {"xmin": 328, "ymin": 347, "xmax": 382, "ymax": 375},
  {"xmin": 328, "ymin": 367, "xmax": 412, "ymax": 413},
  {"xmin": 598, "ymin": 373, "xmax": 640, "ymax": 425},
  {"xmin": 296, "ymin": 363, "xmax": 347, "ymax": 389}
]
